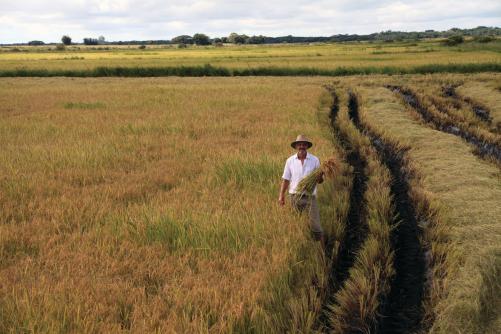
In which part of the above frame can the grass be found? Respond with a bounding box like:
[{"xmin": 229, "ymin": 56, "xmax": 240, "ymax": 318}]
[
  {"xmin": 0, "ymin": 63, "xmax": 501, "ymax": 77},
  {"xmin": 63, "ymin": 101, "xmax": 106, "ymax": 109}
]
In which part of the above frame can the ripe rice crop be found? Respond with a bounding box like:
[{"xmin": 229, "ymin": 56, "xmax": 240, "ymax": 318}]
[
  {"xmin": 294, "ymin": 157, "xmax": 340, "ymax": 197},
  {"xmin": 0, "ymin": 77, "xmax": 334, "ymax": 332},
  {"xmin": 1, "ymin": 72, "xmax": 500, "ymax": 333}
]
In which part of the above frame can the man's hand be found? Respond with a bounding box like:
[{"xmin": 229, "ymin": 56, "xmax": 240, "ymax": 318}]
[{"xmin": 278, "ymin": 179, "xmax": 290, "ymax": 206}]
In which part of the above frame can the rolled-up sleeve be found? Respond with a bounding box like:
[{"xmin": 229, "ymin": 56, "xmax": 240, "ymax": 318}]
[{"xmin": 282, "ymin": 159, "xmax": 291, "ymax": 180}]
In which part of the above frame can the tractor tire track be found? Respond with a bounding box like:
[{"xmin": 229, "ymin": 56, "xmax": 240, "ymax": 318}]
[
  {"xmin": 318, "ymin": 88, "xmax": 369, "ymax": 330},
  {"xmin": 388, "ymin": 86, "xmax": 501, "ymax": 163},
  {"xmin": 348, "ymin": 92, "xmax": 426, "ymax": 333},
  {"xmin": 442, "ymin": 85, "xmax": 493, "ymax": 124}
]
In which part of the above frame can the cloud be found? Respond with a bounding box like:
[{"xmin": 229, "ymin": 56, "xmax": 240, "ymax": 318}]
[{"xmin": 0, "ymin": 0, "xmax": 499, "ymax": 43}]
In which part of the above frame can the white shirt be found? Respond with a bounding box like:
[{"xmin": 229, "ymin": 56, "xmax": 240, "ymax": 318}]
[{"xmin": 282, "ymin": 152, "xmax": 321, "ymax": 196}]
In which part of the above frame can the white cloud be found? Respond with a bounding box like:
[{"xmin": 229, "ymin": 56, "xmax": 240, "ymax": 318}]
[{"xmin": 0, "ymin": 0, "xmax": 499, "ymax": 43}]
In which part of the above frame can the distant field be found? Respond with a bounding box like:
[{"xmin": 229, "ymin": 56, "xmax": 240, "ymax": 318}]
[
  {"xmin": 0, "ymin": 40, "xmax": 500, "ymax": 72},
  {"xmin": 0, "ymin": 72, "xmax": 500, "ymax": 333}
]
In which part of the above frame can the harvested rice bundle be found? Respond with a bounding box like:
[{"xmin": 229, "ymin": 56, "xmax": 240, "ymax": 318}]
[{"xmin": 295, "ymin": 156, "xmax": 340, "ymax": 196}]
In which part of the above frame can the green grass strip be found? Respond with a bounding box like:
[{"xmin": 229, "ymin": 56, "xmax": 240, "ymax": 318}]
[{"xmin": 1, "ymin": 63, "xmax": 500, "ymax": 77}]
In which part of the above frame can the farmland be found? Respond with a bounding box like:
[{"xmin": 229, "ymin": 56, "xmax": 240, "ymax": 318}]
[
  {"xmin": 0, "ymin": 41, "xmax": 500, "ymax": 333},
  {"xmin": 1, "ymin": 39, "xmax": 500, "ymax": 75},
  {"xmin": 0, "ymin": 77, "xmax": 335, "ymax": 332}
]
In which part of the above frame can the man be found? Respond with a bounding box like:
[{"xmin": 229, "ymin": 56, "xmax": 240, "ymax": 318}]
[{"xmin": 278, "ymin": 134, "xmax": 324, "ymax": 243}]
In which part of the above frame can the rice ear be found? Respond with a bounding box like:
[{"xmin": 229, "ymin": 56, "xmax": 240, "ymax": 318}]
[
  {"xmin": 321, "ymin": 156, "xmax": 341, "ymax": 178},
  {"xmin": 294, "ymin": 157, "xmax": 341, "ymax": 196}
]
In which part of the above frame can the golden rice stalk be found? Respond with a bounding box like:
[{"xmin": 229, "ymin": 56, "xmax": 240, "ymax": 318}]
[{"xmin": 295, "ymin": 156, "xmax": 340, "ymax": 196}]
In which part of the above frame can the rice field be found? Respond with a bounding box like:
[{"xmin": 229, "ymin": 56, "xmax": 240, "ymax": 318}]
[
  {"xmin": 0, "ymin": 77, "xmax": 335, "ymax": 332},
  {"xmin": 0, "ymin": 52, "xmax": 500, "ymax": 333},
  {"xmin": 1, "ymin": 39, "xmax": 500, "ymax": 73}
]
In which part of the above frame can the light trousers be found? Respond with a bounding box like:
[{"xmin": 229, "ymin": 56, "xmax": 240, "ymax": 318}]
[{"xmin": 289, "ymin": 194, "xmax": 323, "ymax": 240}]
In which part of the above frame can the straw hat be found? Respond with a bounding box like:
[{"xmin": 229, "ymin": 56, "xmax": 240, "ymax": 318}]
[{"xmin": 290, "ymin": 134, "xmax": 313, "ymax": 148}]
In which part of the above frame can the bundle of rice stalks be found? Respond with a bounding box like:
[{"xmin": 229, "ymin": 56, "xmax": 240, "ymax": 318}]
[{"xmin": 295, "ymin": 156, "xmax": 340, "ymax": 197}]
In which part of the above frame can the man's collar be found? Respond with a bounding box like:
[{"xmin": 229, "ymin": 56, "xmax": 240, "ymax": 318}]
[{"xmin": 295, "ymin": 152, "xmax": 310, "ymax": 160}]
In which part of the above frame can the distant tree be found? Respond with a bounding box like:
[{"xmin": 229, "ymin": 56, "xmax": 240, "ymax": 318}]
[
  {"xmin": 228, "ymin": 33, "xmax": 248, "ymax": 44},
  {"xmin": 240, "ymin": 34, "xmax": 250, "ymax": 43},
  {"xmin": 220, "ymin": 37, "xmax": 228, "ymax": 43},
  {"xmin": 443, "ymin": 35, "xmax": 464, "ymax": 46},
  {"xmin": 98, "ymin": 36, "xmax": 106, "ymax": 44},
  {"xmin": 61, "ymin": 35, "xmax": 72, "ymax": 45},
  {"xmin": 283, "ymin": 35, "xmax": 294, "ymax": 43},
  {"xmin": 212, "ymin": 37, "xmax": 222, "ymax": 44},
  {"xmin": 171, "ymin": 35, "xmax": 193, "ymax": 44},
  {"xmin": 228, "ymin": 33, "xmax": 238, "ymax": 43},
  {"xmin": 28, "ymin": 40, "xmax": 45, "ymax": 46},
  {"xmin": 193, "ymin": 33, "xmax": 210, "ymax": 45},
  {"xmin": 474, "ymin": 36, "xmax": 495, "ymax": 43},
  {"xmin": 247, "ymin": 35, "xmax": 265, "ymax": 44},
  {"xmin": 83, "ymin": 38, "xmax": 99, "ymax": 45}
]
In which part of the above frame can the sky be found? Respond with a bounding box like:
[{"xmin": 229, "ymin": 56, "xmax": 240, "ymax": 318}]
[{"xmin": 0, "ymin": 0, "xmax": 500, "ymax": 43}]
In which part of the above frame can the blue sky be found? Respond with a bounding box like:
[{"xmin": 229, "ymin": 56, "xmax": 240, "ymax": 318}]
[{"xmin": 0, "ymin": 0, "xmax": 500, "ymax": 43}]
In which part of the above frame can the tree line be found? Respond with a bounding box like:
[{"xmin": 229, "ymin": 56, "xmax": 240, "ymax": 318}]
[
  {"xmin": 98, "ymin": 27, "xmax": 501, "ymax": 45},
  {"xmin": 108, "ymin": 26, "xmax": 501, "ymax": 46},
  {"xmin": 20, "ymin": 26, "xmax": 501, "ymax": 47},
  {"xmin": 27, "ymin": 35, "xmax": 107, "ymax": 46}
]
